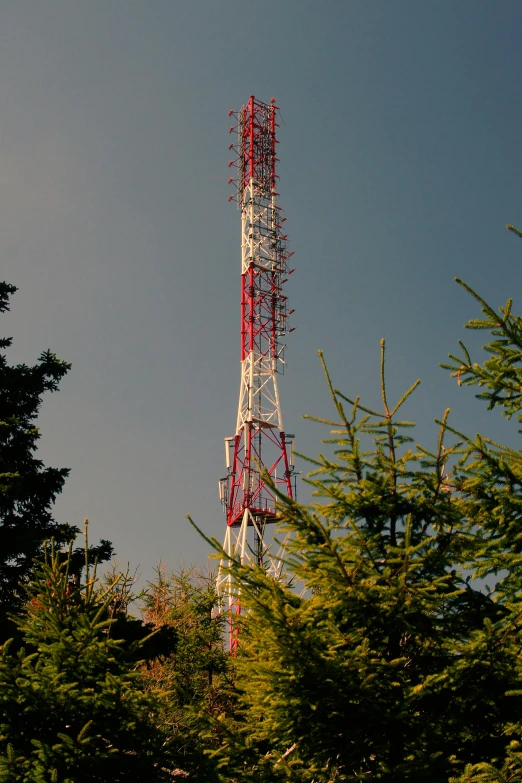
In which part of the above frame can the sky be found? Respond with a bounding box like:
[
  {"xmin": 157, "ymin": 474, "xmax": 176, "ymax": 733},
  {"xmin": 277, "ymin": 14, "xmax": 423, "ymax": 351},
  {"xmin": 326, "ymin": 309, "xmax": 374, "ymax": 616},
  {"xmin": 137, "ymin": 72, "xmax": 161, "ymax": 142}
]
[{"xmin": 1, "ymin": 1, "xmax": 521, "ymax": 583}]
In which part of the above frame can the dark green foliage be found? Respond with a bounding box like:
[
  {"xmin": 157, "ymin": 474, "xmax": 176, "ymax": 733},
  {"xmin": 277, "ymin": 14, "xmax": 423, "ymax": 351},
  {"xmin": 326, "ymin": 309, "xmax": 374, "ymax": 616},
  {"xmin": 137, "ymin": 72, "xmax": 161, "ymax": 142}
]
[
  {"xmin": 141, "ymin": 566, "xmax": 232, "ymax": 777},
  {"xmin": 0, "ymin": 283, "xmax": 112, "ymax": 634},
  {"xmin": 0, "ymin": 544, "xmax": 200, "ymax": 782},
  {"xmin": 440, "ymin": 225, "xmax": 522, "ymax": 783},
  {"xmin": 206, "ymin": 225, "xmax": 522, "ymax": 782},
  {"xmin": 210, "ymin": 350, "xmax": 509, "ymax": 782}
]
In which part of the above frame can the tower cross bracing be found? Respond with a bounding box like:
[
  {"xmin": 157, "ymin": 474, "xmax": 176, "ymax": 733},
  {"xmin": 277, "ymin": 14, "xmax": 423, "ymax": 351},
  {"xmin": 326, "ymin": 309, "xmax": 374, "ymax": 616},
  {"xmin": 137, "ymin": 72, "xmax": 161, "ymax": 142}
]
[{"xmin": 217, "ymin": 96, "xmax": 296, "ymax": 653}]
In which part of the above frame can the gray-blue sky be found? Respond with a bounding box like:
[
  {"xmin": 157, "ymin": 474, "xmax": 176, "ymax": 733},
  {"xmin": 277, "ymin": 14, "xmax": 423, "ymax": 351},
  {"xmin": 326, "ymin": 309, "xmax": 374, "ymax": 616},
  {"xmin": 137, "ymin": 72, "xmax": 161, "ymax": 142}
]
[{"xmin": 1, "ymin": 1, "xmax": 521, "ymax": 578}]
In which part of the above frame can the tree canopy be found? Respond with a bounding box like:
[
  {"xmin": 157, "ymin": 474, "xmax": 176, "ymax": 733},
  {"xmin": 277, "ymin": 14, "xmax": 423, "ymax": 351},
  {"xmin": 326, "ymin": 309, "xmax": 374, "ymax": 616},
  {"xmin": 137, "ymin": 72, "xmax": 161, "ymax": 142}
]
[
  {"xmin": 200, "ymin": 225, "xmax": 522, "ymax": 782},
  {"xmin": 0, "ymin": 282, "xmax": 112, "ymax": 637}
]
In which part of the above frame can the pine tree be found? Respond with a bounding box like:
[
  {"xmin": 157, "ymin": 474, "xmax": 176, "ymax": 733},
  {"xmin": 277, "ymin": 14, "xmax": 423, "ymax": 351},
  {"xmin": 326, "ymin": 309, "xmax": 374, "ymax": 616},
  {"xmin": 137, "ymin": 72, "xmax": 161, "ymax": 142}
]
[
  {"xmin": 0, "ymin": 282, "xmax": 112, "ymax": 635},
  {"xmin": 0, "ymin": 541, "xmax": 207, "ymax": 782},
  {"xmin": 440, "ymin": 224, "xmax": 522, "ymax": 783},
  {"xmin": 141, "ymin": 565, "xmax": 232, "ymax": 778},
  {"xmin": 197, "ymin": 223, "xmax": 522, "ymax": 783},
  {"xmin": 205, "ymin": 335, "xmax": 520, "ymax": 781}
]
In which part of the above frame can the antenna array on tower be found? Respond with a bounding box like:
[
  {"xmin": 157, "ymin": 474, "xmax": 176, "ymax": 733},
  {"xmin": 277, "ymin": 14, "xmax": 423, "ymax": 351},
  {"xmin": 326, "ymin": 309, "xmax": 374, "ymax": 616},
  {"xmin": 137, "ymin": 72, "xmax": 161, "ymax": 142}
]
[{"xmin": 217, "ymin": 96, "xmax": 297, "ymax": 653}]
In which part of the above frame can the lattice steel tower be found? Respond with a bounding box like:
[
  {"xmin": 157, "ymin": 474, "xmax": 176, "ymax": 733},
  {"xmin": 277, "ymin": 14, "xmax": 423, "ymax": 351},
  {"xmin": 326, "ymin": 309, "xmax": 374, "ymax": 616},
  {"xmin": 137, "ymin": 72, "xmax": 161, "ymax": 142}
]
[{"xmin": 217, "ymin": 96, "xmax": 296, "ymax": 652}]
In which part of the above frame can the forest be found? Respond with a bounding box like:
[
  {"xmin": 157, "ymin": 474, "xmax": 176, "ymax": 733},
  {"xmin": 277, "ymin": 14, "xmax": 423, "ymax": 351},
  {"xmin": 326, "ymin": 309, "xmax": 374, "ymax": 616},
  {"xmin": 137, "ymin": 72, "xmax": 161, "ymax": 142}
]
[{"xmin": 1, "ymin": 226, "xmax": 522, "ymax": 783}]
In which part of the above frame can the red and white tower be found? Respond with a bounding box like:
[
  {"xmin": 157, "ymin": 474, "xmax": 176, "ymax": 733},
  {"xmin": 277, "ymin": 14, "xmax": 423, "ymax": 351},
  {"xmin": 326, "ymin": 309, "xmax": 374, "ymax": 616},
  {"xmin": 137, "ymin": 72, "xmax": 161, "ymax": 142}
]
[{"xmin": 218, "ymin": 96, "xmax": 296, "ymax": 652}]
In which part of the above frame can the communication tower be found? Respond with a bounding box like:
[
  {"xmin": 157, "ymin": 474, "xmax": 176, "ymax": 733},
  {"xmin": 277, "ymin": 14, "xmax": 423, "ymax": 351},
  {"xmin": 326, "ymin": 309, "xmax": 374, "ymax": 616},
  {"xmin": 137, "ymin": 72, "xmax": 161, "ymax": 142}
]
[{"xmin": 217, "ymin": 96, "xmax": 296, "ymax": 653}]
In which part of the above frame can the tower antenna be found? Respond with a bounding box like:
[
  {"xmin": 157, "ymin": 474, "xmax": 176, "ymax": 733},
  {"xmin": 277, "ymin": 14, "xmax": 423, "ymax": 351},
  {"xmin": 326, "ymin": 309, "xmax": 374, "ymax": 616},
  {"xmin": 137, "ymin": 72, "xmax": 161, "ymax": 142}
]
[{"xmin": 217, "ymin": 96, "xmax": 297, "ymax": 654}]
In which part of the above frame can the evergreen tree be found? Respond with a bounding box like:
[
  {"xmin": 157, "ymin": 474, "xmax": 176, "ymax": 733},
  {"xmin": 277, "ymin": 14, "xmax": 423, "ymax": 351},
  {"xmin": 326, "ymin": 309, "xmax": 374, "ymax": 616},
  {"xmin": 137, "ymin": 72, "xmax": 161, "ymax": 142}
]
[
  {"xmin": 0, "ymin": 282, "xmax": 112, "ymax": 634},
  {"xmin": 440, "ymin": 224, "xmax": 522, "ymax": 783},
  {"xmin": 141, "ymin": 565, "xmax": 232, "ymax": 779},
  {"xmin": 0, "ymin": 543, "xmax": 208, "ymax": 782},
  {"xmin": 205, "ymin": 316, "xmax": 522, "ymax": 779}
]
